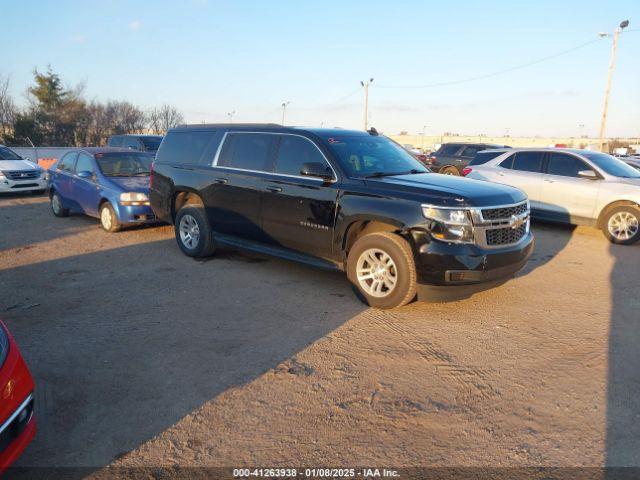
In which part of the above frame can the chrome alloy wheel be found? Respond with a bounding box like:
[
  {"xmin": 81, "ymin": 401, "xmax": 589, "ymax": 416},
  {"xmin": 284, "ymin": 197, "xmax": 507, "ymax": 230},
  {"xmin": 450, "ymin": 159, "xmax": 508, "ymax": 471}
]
[
  {"xmin": 100, "ymin": 206, "xmax": 113, "ymax": 230},
  {"xmin": 52, "ymin": 194, "xmax": 61, "ymax": 214},
  {"xmin": 608, "ymin": 211, "xmax": 639, "ymax": 241},
  {"xmin": 356, "ymin": 248, "xmax": 398, "ymax": 298},
  {"xmin": 179, "ymin": 214, "xmax": 200, "ymax": 249}
]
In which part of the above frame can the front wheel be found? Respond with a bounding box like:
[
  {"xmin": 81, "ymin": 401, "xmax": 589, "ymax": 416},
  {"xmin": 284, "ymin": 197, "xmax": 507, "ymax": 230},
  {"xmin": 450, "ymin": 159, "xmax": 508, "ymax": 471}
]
[
  {"xmin": 602, "ymin": 206, "xmax": 640, "ymax": 245},
  {"xmin": 347, "ymin": 232, "xmax": 417, "ymax": 309},
  {"xmin": 100, "ymin": 203, "xmax": 121, "ymax": 233},
  {"xmin": 174, "ymin": 205, "xmax": 216, "ymax": 257}
]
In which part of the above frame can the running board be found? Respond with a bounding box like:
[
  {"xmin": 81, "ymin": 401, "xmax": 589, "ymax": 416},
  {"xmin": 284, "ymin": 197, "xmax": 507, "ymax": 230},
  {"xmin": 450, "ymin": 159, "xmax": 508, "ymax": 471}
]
[{"xmin": 214, "ymin": 233, "xmax": 343, "ymax": 272}]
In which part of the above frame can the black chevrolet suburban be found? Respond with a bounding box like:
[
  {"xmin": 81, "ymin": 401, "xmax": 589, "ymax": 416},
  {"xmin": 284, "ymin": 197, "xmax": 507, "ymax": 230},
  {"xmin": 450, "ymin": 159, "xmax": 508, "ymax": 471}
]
[{"xmin": 150, "ymin": 124, "xmax": 533, "ymax": 309}]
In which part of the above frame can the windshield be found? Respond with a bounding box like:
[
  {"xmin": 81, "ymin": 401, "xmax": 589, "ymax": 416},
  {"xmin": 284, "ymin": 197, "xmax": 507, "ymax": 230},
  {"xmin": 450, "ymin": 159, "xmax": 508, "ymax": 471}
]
[
  {"xmin": 322, "ymin": 135, "xmax": 429, "ymax": 177},
  {"xmin": 95, "ymin": 152, "xmax": 153, "ymax": 177},
  {"xmin": 583, "ymin": 152, "xmax": 640, "ymax": 178},
  {"xmin": 0, "ymin": 146, "xmax": 23, "ymax": 160},
  {"xmin": 140, "ymin": 137, "xmax": 162, "ymax": 151}
]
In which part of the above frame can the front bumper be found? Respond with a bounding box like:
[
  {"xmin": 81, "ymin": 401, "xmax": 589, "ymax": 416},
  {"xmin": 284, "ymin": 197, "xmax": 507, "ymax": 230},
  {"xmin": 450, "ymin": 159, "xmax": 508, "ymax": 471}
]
[
  {"xmin": 0, "ymin": 395, "xmax": 36, "ymax": 474},
  {"xmin": 115, "ymin": 203, "xmax": 158, "ymax": 225},
  {"xmin": 412, "ymin": 230, "xmax": 534, "ymax": 286},
  {"xmin": 0, "ymin": 176, "xmax": 47, "ymax": 193}
]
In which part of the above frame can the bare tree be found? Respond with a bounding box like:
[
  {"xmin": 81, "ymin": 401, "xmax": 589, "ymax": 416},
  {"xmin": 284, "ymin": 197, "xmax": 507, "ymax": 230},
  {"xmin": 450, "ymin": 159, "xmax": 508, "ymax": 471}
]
[
  {"xmin": 147, "ymin": 104, "xmax": 184, "ymax": 134},
  {"xmin": 0, "ymin": 75, "xmax": 17, "ymax": 143}
]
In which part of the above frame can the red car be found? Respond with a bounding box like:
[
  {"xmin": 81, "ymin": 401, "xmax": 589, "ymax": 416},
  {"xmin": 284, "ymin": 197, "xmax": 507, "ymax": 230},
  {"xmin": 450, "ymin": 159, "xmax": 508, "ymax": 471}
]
[{"xmin": 0, "ymin": 321, "xmax": 35, "ymax": 474}]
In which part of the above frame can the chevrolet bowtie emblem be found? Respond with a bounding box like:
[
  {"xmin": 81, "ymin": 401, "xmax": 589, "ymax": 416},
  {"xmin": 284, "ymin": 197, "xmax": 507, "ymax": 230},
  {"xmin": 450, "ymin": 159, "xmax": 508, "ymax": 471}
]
[{"xmin": 509, "ymin": 214, "xmax": 525, "ymax": 230}]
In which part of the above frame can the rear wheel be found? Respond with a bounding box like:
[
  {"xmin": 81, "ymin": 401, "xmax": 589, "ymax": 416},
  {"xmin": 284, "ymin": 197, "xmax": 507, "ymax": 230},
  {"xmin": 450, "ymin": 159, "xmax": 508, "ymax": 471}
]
[
  {"xmin": 602, "ymin": 205, "xmax": 640, "ymax": 245},
  {"xmin": 50, "ymin": 192, "xmax": 69, "ymax": 217},
  {"xmin": 100, "ymin": 203, "xmax": 121, "ymax": 233},
  {"xmin": 347, "ymin": 232, "xmax": 417, "ymax": 309},
  {"xmin": 440, "ymin": 166, "xmax": 460, "ymax": 176},
  {"xmin": 174, "ymin": 205, "xmax": 216, "ymax": 257}
]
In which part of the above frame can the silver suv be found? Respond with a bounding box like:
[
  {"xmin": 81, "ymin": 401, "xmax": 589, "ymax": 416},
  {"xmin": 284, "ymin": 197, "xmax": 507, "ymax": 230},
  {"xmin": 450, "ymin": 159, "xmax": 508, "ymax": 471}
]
[{"xmin": 464, "ymin": 148, "xmax": 640, "ymax": 244}]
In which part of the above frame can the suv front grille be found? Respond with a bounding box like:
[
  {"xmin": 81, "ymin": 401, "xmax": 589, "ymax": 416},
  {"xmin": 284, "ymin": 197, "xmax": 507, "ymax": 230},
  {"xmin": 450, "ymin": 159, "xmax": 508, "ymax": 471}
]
[
  {"xmin": 2, "ymin": 170, "xmax": 41, "ymax": 181},
  {"xmin": 481, "ymin": 202, "xmax": 528, "ymax": 221},
  {"xmin": 486, "ymin": 223, "xmax": 527, "ymax": 246}
]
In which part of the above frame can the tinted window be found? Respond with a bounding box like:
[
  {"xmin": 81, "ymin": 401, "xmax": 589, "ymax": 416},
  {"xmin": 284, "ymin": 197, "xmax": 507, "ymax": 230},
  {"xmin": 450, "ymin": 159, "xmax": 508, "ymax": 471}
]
[
  {"xmin": 460, "ymin": 145, "xmax": 486, "ymax": 157},
  {"xmin": 74, "ymin": 153, "xmax": 94, "ymax": 174},
  {"xmin": 123, "ymin": 137, "xmax": 141, "ymax": 150},
  {"xmin": 218, "ymin": 133, "xmax": 275, "ymax": 172},
  {"xmin": 511, "ymin": 152, "xmax": 544, "ymax": 173},
  {"xmin": 582, "ymin": 152, "xmax": 640, "ymax": 178},
  {"xmin": 275, "ymin": 135, "xmax": 328, "ymax": 176},
  {"xmin": 439, "ymin": 144, "xmax": 462, "ymax": 156},
  {"xmin": 547, "ymin": 153, "xmax": 590, "ymax": 177},
  {"xmin": 107, "ymin": 136, "xmax": 122, "ymax": 147},
  {"xmin": 0, "ymin": 146, "xmax": 22, "ymax": 160},
  {"xmin": 470, "ymin": 151, "xmax": 507, "ymax": 165},
  {"xmin": 95, "ymin": 152, "xmax": 152, "ymax": 176},
  {"xmin": 140, "ymin": 136, "xmax": 162, "ymax": 151},
  {"xmin": 58, "ymin": 152, "xmax": 77, "ymax": 171},
  {"xmin": 156, "ymin": 130, "xmax": 217, "ymax": 165},
  {"xmin": 499, "ymin": 153, "xmax": 515, "ymax": 169},
  {"xmin": 322, "ymin": 135, "xmax": 428, "ymax": 177}
]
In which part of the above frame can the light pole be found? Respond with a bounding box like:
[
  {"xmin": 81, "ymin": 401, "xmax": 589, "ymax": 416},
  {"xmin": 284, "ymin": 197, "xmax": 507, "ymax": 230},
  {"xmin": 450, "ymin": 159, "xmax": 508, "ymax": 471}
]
[
  {"xmin": 598, "ymin": 20, "xmax": 629, "ymax": 152},
  {"xmin": 227, "ymin": 110, "xmax": 236, "ymax": 123},
  {"xmin": 421, "ymin": 125, "xmax": 427, "ymax": 150},
  {"xmin": 360, "ymin": 78, "xmax": 374, "ymax": 130},
  {"xmin": 281, "ymin": 101, "xmax": 290, "ymax": 125}
]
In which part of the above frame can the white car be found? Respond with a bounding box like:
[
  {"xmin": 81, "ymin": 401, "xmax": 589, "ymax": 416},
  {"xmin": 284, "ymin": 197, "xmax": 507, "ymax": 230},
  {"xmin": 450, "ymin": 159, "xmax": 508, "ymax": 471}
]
[
  {"xmin": 464, "ymin": 148, "xmax": 640, "ymax": 244},
  {"xmin": 0, "ymin": 145, "xmax": 47, "ymax": 194}
]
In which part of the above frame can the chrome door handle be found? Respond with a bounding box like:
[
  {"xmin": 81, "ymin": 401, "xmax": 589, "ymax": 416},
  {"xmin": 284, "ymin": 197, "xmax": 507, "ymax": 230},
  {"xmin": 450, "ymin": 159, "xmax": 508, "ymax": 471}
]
[
  {"xmin": 266, "ymin": 186, "xmax": 282, "ymax": 193},
  {"xmin": 214, "ymin": 178, "xmax": 228, "ymax": 184}
]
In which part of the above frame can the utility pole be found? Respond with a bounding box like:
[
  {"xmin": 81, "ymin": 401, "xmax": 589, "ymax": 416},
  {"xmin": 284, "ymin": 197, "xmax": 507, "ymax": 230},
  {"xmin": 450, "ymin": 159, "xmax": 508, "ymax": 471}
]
[
  {"xmin": 360, "ymin": 78, "xmax": 374, "ymax": 130},
  {"xmin": 281, "ymin": 101, "xmax": 290, "ymax": 125},
  {"xmin": 421, "ymin": 125, "xmax": 427, "ymax": 150},
  {"xmin": 227, "ymin": 110, "xmax": 236, "ymax": 123},
  {"xmin": 598, "ymin": 20, "xmax": 629, "ymax": 152}
]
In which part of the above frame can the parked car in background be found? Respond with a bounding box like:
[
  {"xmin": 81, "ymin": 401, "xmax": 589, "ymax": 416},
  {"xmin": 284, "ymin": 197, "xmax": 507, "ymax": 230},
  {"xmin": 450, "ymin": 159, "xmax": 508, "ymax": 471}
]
[
  {"xmin": 623, "ymin": 157, "xmax": 640, "ymax": 171},
  {"xmin": 151, "ymin": 124, "xmax": 533, "ymax": 309},
  {"xmin": 48, "ymin": 148, "xmax": 156, "ymax": 232},
  {"xmin": 0, "ymin": 145, "xmax": 47, "ymax": 194},
  {"xmin": 464, "ymin": 148, "xmax": 640, "ymax": 244},
  {"xmin": 428, "ymin": 142, "xmax": 509, "ymax": 175},
  {"xmin": 0, "ymin": 321, "xmax": 36, "ymax": 474},
  {"xmin": 107, "ymin": 134, "xmax": 163, "ymax": 155}
]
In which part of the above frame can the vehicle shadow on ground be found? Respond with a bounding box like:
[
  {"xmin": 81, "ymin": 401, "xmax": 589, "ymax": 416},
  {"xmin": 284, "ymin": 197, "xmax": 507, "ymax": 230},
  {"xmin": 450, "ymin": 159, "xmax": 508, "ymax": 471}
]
[
  {"xmin": 2, "ymin": 238, "xmax": 365, "ymax": 477},
  {"xmin": 606, "ymin": 239, "xmax": 640, "ymax": 473}
]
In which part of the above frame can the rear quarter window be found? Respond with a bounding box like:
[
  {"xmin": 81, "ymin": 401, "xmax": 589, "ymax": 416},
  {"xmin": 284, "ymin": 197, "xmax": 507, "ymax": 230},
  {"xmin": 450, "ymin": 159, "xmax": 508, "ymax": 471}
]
[
  {"xmin": 438, "ymin": 144, "xmax": 462, "ymax": 156},
  {"xmin": 156, "ymin": 130, "xmax": 219, "ymax": 165},
  {"xmin": 469, "ymin": 151, "xmax": 506, "ymax": 166}
]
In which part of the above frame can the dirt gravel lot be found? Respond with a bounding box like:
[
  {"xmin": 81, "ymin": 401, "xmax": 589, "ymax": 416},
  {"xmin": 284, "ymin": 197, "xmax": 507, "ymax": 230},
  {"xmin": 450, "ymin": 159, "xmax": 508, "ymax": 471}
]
[{"xmin": 1, "ymin": 193, "xmax": 639, "ymax": 475}]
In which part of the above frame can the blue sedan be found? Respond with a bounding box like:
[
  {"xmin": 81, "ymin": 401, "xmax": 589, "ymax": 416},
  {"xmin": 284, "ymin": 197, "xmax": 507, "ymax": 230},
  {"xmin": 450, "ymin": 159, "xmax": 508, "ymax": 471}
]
[{"xmin": 48, "ymin": 147, "xmax": 157, "ymax": 232}]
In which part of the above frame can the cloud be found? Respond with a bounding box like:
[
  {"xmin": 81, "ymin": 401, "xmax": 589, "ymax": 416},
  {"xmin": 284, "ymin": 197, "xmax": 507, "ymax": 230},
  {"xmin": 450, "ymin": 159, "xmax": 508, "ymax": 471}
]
[
  {"xmin": 129, "ymin": 20, "xmax": 142, "ymax": 31},
  {"xmin": 71, "ymin": 34, "xmax": 87, "ymax": 44}
]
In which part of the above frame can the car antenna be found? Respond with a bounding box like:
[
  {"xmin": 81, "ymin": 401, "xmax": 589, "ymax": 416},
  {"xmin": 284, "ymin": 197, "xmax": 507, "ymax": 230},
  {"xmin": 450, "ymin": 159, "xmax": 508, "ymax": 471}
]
[{"xmin": 367, "ymin": 127, "xmax": 379, "ymax": 136}]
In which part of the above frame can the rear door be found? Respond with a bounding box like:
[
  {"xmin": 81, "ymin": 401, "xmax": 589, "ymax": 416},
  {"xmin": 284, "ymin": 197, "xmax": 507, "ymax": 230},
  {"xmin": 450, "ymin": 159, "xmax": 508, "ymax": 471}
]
[
  {"xmin": 495, "ymin": 151, "xmax": 545, "ymax": 207},
  {"xmin": 541, "ymin": 152, "xmax": 600, "ymax": 221},
  {"xmin": 457, "ymin": 145, "xmax": 487, "ymax": 170},
  {"xmin": 261, "ymin": 134, "xmax": 338, "ymax": 259},
  {"xmin": 72, "ymin": 152, "xmax": 100, "ymax": 216}
]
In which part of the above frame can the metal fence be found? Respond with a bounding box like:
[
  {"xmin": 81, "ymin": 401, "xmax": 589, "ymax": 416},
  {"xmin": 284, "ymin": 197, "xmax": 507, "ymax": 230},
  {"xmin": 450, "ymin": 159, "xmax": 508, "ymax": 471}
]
[{"xmin": 10, "ymin": 147, "xmax": 75, "ymax": 170}]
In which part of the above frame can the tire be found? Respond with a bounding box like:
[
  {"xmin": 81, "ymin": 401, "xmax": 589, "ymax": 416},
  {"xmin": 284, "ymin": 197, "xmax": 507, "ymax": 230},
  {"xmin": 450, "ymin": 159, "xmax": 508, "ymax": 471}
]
[
  {"xmin": 440, "ymin": 166, "xmax": 460, "ymax": 176},
  {"xmin": 174, "ymin": 205, "xmax": 216, "ymax": 258},
  {"xmin": 602, "ymin": 205, "xmax": 640, "ymax": 245},
  {"xmin": 347, "ymin": 231, "xmax": 417, "ymax": 309},
  {"xmin": 99, "ymin": 202, "xmax": 121, "ymax": 233},
  {"xmin": 50, "ymin": 191, "xmax": 69, "ymax": 217}
]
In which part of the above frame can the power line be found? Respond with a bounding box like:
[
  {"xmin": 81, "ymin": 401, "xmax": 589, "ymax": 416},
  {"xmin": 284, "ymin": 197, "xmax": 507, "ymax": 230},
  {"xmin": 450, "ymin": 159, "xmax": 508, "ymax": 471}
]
[{"xmin": 376, "ymin": 37, "xmax": 606, "ymax": 89}]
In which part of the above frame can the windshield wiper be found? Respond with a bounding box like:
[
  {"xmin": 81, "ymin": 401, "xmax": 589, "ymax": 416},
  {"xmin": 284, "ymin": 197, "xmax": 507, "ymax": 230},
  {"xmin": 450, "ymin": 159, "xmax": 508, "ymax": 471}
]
[{"xmin": 365, "ymin": 169, "xmax": 426, "ymax": 178}]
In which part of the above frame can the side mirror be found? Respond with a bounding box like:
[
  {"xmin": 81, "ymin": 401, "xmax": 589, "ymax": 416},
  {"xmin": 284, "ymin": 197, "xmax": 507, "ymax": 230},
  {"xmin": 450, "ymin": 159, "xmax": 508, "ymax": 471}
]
[
  {"xmin": 77, "ymin": 170, "xmax": 93, "ymax": 179},
  {"xmin": 578, "ymin": 169, "xmax": 598, "ymax": 180},
  {"xmin": 300, "ymin": 162, "xmax": 334, "ymax": 181}
]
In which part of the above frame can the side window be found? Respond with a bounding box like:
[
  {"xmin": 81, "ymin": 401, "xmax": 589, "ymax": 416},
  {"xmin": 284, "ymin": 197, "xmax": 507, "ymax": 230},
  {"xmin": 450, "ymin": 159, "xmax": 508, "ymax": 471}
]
[
  {"xmin": 74, "ymin": 153, "xmax": 95, "ymax": 174},
  {"xmin": 439, "ymin": 144, "xmax": 461, "ymax": 156},
  {"xmin": 460, "ymin": 145, "xmax": 485, "ymax": 158},
  {"xmin": 499, "ymin": 153, "xmax": 515, "ymax": 169},
  {"xmin": 275, "ymin": 135, "xmax": 329, "ymax": 177},
  {"xmin": 156, "ymin": 130, "xmax": 217, "ymax": 165},
  {"xmin": 123, "ymin": 137, "xmax": 141, "ymax": 150},
  {"xmin": 58, "ymin": 152, "xmax": 78, "ymax": 172},
  {"xmin": 107, "ymin": 136, "xmax": 121, "ymax": 147},
  {"xmin": 511, "ymin": 151, "xmax": 544, "ymax": 173},
  {"xmin": 470, "ymin": 151, "xmax": 505, "ymax": 165},
  {"xmin": 547, "ymin": 153, "xmax": 590, "ymax": 178},
  {"xmin": 217, "ymin": 133, "xmax": 275, "ymax": 172}
]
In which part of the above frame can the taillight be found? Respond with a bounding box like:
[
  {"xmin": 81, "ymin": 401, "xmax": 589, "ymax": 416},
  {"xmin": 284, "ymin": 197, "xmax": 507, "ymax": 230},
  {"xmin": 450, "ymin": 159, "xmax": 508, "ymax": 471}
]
[
  {"xmin": 462, "ymin": 167, "xmax": 472, "ymax": 176},
  {"xmin": 426, "ymin": 155, "xmax": 436, "ymax": 165},
  {"xmin": 149, "ymin": 161, "xmax": 155, "ymax": 188}
]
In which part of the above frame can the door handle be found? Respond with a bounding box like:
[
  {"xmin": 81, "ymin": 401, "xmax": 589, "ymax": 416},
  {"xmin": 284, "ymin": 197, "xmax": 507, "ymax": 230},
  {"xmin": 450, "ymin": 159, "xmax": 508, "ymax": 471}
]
[
  {"xmin": 266, "ymin": 186, "xmax": 282, "ymax": 193},
  {"xmin": 544, "ymin": 179, "xmax": 555, "ymax": 183},
  {"xmin": 214, "ymin": 178, "xmax": 228, "ymax": 184}
]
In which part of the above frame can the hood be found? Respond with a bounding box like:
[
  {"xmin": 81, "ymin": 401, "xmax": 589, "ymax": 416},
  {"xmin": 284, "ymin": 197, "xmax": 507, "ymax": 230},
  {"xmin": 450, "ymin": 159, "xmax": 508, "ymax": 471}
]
[
  {"xmin": 364, "ymin": 173, "xmax": 527, "ymax": 207},
  {"xmin": 103, "ymin": 176, "xmax": 150, "ymax": 193},
  {"xmin": 0, "ymin": 159, "xmax": 39, "ymax": 171}
]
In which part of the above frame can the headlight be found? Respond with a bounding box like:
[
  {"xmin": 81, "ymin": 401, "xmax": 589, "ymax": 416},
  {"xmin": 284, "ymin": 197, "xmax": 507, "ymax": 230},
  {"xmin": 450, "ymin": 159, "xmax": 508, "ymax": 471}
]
[
  {"xmin": 119, "ymin": 192, "xmax": 149, "ymax": 205},
  {"xmin": 422, "ymin": 206, "xmax": 475, "ymax": 244},
  {"xmin": 0, "ymin": 323, "xmax": 9, "ymax": 368}
]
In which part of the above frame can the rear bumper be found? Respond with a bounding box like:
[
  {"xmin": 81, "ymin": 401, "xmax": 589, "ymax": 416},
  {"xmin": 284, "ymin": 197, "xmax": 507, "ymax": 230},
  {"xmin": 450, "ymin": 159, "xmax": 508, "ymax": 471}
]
[{"xmin": 0, "ymin": 176, "xmax": 47, "ymax": 193}]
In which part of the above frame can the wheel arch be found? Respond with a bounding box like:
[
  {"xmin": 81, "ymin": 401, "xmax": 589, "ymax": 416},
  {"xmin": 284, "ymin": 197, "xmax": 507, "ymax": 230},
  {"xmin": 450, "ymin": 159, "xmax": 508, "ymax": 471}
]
[
  {"xmin": 172, "ymin": 189, "xmax": 204, "ymax": 221},
  {"xmin": 596, "ymin": 200, "xmax": 640, "ymax": 228},
  {"xmin": 342, "ymin": 219, "xmax": 405, "ymax": 259}
]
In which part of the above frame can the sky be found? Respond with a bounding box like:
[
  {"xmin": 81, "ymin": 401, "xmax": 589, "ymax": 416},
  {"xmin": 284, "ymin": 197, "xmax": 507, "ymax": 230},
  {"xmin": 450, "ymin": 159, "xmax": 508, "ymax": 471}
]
[{"xmin": 2, "ymin": 0, "xmax": 639, "ymax": 138}]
